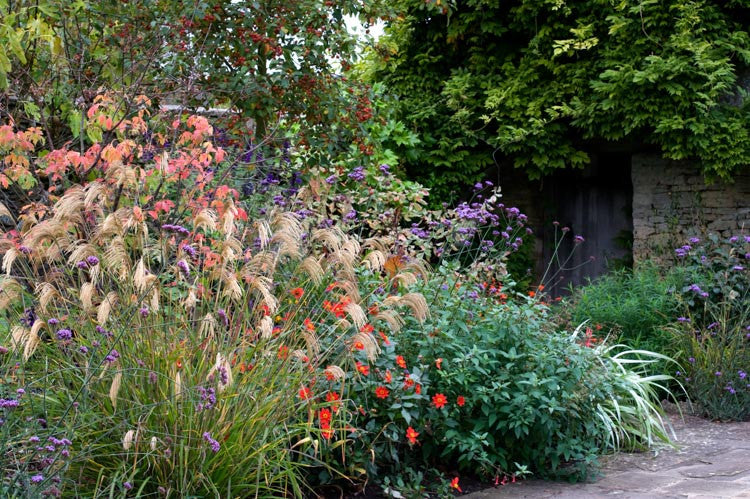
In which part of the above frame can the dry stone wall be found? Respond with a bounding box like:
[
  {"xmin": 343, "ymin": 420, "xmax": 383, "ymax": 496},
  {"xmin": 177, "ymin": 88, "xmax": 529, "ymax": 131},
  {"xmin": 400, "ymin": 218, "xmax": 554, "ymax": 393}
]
[{"xmin": 631, "ymin": 154, "xmax": 750, "ymax": 262}]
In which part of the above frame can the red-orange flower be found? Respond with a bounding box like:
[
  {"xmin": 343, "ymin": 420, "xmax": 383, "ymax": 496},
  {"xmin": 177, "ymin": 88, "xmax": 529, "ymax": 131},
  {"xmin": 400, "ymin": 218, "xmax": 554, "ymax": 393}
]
[
  {"xmin": 360, "ymin": 323, "xmax": 374, "ymax": 333},
  {"xmin": 406, "ymin": 426, "xmax": 419, "ymax": 445},
  {"xmin": 290, "ymin": 287, "xmax": 304, "ymax": 299},
  {"xmin": 456, "ymin": 395, "xmax": 466, "ymax": 407},
  {"xmin": 432, "ymin": 393, "xmax": 448, "ymax": 409},
  {"xmin": 319, "ymin": 408, "xmax": 332, "ymax": 423},
  {"xmin": 435, "ymin": 358, "xmax": 443, "ymax": 370},
  {"xmin": 304, "ymin": 318, "xmax": 315, "ymax": 331},
  {"xmin": 278, "ymin": 345, "xmax": 289, "ymax": 359},
  {"xmin": 378, "ymin": 331, "xmax": 391, "ymax": 345},
  {"xmin": 298, "ymin": 386, "xmax": 312, "ymax": 400},
  {"xmin": 353, "ymin": 341, "xmax": 365, "ymax": 351},
  {"xmin": 356, "ymin": 361, "xmax": 370, "ymax": 376},
  {"xmin": 396, "ymin": 355, "xmax": 407, "ymax": 369},
  {"xmin": 450, "ymin": 477, "xmax": 462, "ymax": 493},
  {"xmin": 415, "ymin": 384, "xmax": 422, "ymax": 395},
  {"xmin": 375, "ymin": 386, "xmax": 390, "ymax": 399},
  {"xmin": 384, "ymin": 370, "xmax": 392, "ymax": 383},
  {"xmin": 326, "ymin": 391, "xmax": 341, "ymax": 412}
]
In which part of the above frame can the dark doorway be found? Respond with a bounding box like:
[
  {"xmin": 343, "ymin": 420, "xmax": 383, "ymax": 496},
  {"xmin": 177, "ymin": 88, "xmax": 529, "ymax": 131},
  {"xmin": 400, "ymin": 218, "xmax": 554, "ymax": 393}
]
[{"xmin": 542, "ymin": 152, "xmax": 633, "ymax": 296}]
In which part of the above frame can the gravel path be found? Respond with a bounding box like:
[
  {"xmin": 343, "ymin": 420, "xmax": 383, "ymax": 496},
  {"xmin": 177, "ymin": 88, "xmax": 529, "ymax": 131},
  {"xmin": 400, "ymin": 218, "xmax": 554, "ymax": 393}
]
[{"xmin": 467, "ymin": 405, "xmax": 750, "ymax": 498}]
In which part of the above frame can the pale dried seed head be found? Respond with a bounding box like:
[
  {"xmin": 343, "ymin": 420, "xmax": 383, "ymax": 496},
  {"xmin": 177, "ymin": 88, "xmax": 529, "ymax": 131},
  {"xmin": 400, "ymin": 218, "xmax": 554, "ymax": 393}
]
[
  {"xmin": 242, "ymin": 252, "xmax": 276, "ymax": 278},
  {"xmin": 273, "ymin": 212, "xmax": 303, "ymax": 239},
  {"xmin": 344, "ymin": 302, "xmax": 367, "ymax": 330},
  {"xmin": 250, "ymin": 276, "xmax": 278, "ymax": 314},
  {"xmin": 220, "ymin": 199, "xmax": 238, "ymax": 238},
  {"xmin": 200, "ymin": 314, "xmax": 217, "ymax": 339},
  {"xmin": 341, "ymin": 238, "xmax": 361, "ymax": 258},
  {"xmin": 362, "ymin": 250, "xmax": 386, "ymax": 272},
  {"xmin": 23, "ymin": 219, "xmax": 68, "ymax": 250},
  {"xmin": 80, "ymin": 282, "xmax": 96, "ymax": 311},
  {"xmin": 324, "ymin": 365, "xmax": 346, "ymax": 381},
  {"xmin": 103, "ymin": 237, "xmax": 130, "ymax": 280},
  {"xmin": 394, "ymin": 272, "xmax": 418, "ymax": 287},
  {"xmin": 174, "ymin": 371, "xmax": 183, "ymax": 400},
  {"xmin": 11, "ymin": 325, "xmax": 28, "ymax": 350},
  {"xmin": 110, "ymin": 372, "xmax": 122, "ymax": 408},
  {"xmin": 52, "ymin": 186, "xmax": 85, "ymax": 222},
  {"xmin": 312, "ymin": 227, "xmax": 344, "ymax": 251},
  {"xmin": 303, "ymin": 330, "xmax": 320, "ymax": 359},
  {"xmin": 257, "ymin": 220, "xmax": 272, "ymax": 249},
  {"xmin": 96, "ymin": 211, "xmax": 125, "ymax": 241},
  {"xmin": 272, "ymin": 231, "xmax": 301, "ymax": 260},
  {"xmin": 84, "ymin": 181, "xmax": 107, "ymax": 208},
  {"xmin": 292, "ymin": 349, "xmax": 308, "ymax": 362},
  {"xmin": 0, "ymin": 278, "xmax": 22, "ymax": 309},
  {"xmin": 134, "ymin": 258, "xmax": 149, "ymax": 292},
  {"xmin": 221, "ymin": 270, "xmax": 242, "ymax": 302},
  {"xmin": 23, "ymin": 330, "xmax": 41, "ymax": 360},
  {"xmin": 2, "ymin": 247, "xmax": 19, "ymax": 276},
  {"xmin": 374, "ymin": 309, "xmax": 404, "ymax": 333},
  {"xmin": 183, "ymin": 288, "xmax": 198, "ymax": 309},
  {"xmin": 106, "ymin": 161, "xmax": 138, "ymax": 188},
  {"xmin": 122, "ymin": 428, "xmax": 135, "ymax": 450},
  {"xmin": 334, "ymin": 318, "xmax": 352, "ymax": 331},
  {"xmin": 193, "ymin": 208, "xmax": 217, "ymax": 232},
  {"xmin": 329, "ymin": 280, "xmax": 361, "ymax": 304},
  {"xmin": 150, "ymin": 436, "xmax": 158, "ymax": 451},
  {"xmin": 97, "ymin": 292, "xmax": 118, "ymax": 324},
  {"xmin": 260, "ymin": 315, "xmax": 273, "ymax": 339},
  {"xmin": 300, "ymin": 256, "xmax": 325, "ymax": 285},
  {"xmin": 220, "ymin": 237, "xmax": 242, "ymax": 263},
  {"xmin": 67, "ymin": 243, "xmax": 98, "ymax": 267},
  {"xmin": 150, "ymin": 287, "xmax": 160, "ymax": 312},
  {"xmin": 405, "ymin": 259, "xmax": 431, "ymax": 283},
  {"xmin": 352, "ymin": 331, "xmax": 380, "ymax": 362},
  {"xmin": 399, "ymin": 293, "xmax": 429, "ymax": 322}
]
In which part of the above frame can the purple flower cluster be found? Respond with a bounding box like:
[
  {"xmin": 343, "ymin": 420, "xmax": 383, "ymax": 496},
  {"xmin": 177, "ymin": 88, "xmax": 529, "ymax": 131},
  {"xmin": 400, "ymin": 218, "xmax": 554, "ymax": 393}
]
[
  {"xmin": 347, "ymin": 166, "xmax": 365, "ymax": 182},
  {"xmin": 196, "ymin": 386, "xmax": 217, "ymax": 411},
  {"xmin": 203, "ymin": 431, "xmax": 221, "ymax": 452},
  {"xmin": 20, "ymin": 308, "xmax": 37, "ymax": 327},
  {"xmin": 0, "ymin": 398, "xmax": 20, "ymax": 408},
  {"xmin": 161, "ymin": 224, "xmax": 190, "ymax": 236},
  {"xmin": 56, "ymin": 329, "xmax": 73, "ymax": 340},
  {"xmin": 105, "ymin": 349, "xmax": 120, "ymax": 363}
]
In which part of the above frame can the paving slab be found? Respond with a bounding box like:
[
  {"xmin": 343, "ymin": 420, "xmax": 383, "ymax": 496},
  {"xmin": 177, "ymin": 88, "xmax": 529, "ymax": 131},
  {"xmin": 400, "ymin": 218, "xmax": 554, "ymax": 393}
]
[{"xmin": 467, "ymin": 404, "xmax": 750, "ymax": 498}]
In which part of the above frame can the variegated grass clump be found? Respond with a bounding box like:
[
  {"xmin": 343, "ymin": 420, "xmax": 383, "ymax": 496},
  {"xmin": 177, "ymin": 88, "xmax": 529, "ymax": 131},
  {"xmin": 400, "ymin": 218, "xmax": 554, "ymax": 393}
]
[{"xmin": 0, "ymin": 170, "xmax": 430, "ymax": 496}]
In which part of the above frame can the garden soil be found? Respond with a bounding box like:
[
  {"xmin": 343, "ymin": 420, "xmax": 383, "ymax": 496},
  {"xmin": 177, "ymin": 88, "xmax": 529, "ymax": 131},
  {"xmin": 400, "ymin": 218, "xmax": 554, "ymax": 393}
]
[{"xmin": 468, "ymin": 403, "xmax": 750, "ymax": 498}]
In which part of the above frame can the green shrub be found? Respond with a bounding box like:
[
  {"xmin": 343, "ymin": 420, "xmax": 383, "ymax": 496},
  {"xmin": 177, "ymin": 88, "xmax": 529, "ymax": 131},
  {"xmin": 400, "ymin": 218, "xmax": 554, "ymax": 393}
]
[{"xmin": 563, "ymin": 265, "xmax": 685, "ymax": 354}]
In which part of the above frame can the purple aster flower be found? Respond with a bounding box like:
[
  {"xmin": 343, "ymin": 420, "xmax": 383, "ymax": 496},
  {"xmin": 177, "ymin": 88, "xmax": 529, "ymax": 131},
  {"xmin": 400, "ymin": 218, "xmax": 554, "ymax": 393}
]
[
  {"xmin": 574, "ymin": 235, "xmax": 585, "ymax": 244},
  {"xmin": 182, "ymin": 244, "xmax": 197, "ymax": 258},
  {"xmin": 730, "ymin": 236, "xmax": 739, "ymax": 243},
  {"xmin": 689, "ymin": 237, "xmax": 700, "ymax": 244},
  {"xmin": 140, "ymin": 306, "xmax": 149, "ymax": 317},
  {"xmin": 733, "ymin": 265, "xmax": 744, "ymax": 271},
  {"xmin": 739, "ymin": 371, "xmax": 747, "ymax": 380},
  {"xmin": 31, "ymin": 475, "xmax": 43, "ymax": 484},
  {"xmin": 29, "ymin": 436, "xmax": 40, "ymax": 443},
  {"xmin": 0, "ymin": 398, "xmax": 19, "ymax": 408},
  {"xmin": 79, "ymin": 346, "xmax": 88, "ymax": 354},
  {"xmin": 325, "ymin": 174, "xmax": 337, "ymax": 184},
  {"xmin": 344, "ymin": 210, "xmax": 357, "ymax": 221},
  {"xmin": 86, "ymin": 255, "xmax": 99, "ymax": 266},
  {"xmin": 715, "ymin": 371, "xmax": 722, "ymax": 376},
  {"xmin": 473, "ymin": 182, "xmax": 483, "ymax": 191},
  {"xmin": 379, "ymin": 164, "xmax": 391, "ymax": 175},
  {"xmin": 76, "ymin": 261, "xmax": 88, "ymax": 269},
  {"xmin": 124, "ymin": 482, "xmax": 133, "ymax": 490},
  {"xmin": 105, "ymin": 349, "xmax": 120, "ymax": 363},
  {"xmin": 17, "ymin": 388, "xmax": 25, "ymax": 395},
  {"xmin": 47, "ymin": 318, "xmax": 59, "ymax": 326}
]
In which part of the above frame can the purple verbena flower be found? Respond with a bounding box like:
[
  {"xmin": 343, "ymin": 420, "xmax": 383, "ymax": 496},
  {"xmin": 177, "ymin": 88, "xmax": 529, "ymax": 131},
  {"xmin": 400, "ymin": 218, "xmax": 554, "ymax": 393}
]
[
  {"xmin": 56, "ymin": 329, "xmax": 72, "ymax": 340},
  {"xmin": 347, "ymin": 166, "xmax": 365, "ymax": 182},
  {"xmin": 203, "ymin": 432, "xmax": 220, "ymax": 452}
]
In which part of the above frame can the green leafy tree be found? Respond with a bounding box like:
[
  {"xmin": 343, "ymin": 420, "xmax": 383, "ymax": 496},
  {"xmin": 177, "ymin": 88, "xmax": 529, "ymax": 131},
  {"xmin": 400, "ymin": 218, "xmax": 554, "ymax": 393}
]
[{"xmin": 365, "ymin": 0, "xmax": 750, "ymax": 199}]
